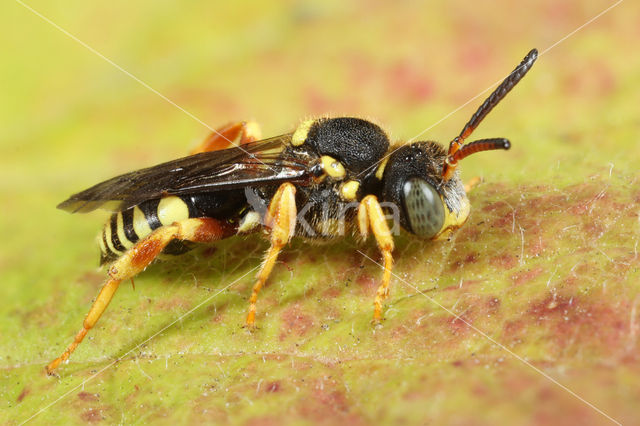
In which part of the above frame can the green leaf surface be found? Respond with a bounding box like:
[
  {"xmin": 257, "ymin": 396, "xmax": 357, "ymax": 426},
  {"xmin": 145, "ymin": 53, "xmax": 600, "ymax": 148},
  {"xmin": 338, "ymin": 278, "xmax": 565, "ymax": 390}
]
[{"xmin": 2, "ymin": 1, "xmax": 639, "ymax": 424}]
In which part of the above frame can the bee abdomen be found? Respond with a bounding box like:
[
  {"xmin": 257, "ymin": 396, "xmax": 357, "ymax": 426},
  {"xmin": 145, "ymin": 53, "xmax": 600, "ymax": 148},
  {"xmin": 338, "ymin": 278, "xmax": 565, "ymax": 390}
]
[{"xmin": 98, "ymin": 196, "xmax": 192, "ymax": 265}]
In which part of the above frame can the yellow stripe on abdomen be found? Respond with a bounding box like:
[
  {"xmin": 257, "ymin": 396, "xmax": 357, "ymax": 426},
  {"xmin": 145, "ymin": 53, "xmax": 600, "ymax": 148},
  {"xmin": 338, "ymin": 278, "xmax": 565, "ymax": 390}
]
[
  {"xmin": 97, "ymin": 228, "xmax": 108, "ymax": 254},
  {"xmin": 103, "ymin": 218, "xmax": 122, "ymax": 255},
  {"xmin": 132, "ymin": 205, "xmax": 153, "ymax": 240},
  {"xmin": 115, "ymin": 212, "xmax": 135, "ymax": 249},
  {"xmin": 157, "ymin": 196, "xmax": 190, "ymax": 226}
]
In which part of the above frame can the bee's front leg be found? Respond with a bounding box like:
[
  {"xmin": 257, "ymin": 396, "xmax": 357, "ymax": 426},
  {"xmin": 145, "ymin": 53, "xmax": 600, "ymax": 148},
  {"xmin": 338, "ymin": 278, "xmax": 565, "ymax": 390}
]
[{"xmin": 358, "ymin": 195, "xmax": 395, "ymax": 323}]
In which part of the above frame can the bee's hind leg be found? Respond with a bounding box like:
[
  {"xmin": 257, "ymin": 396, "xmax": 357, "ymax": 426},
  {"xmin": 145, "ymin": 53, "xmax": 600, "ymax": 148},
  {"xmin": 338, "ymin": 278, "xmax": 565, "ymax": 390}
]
[
  {"xmin": 358, "ymin": 195, "xmax": 395, "ymax": 323},
  {"xmin": 245, "ymin": 183, "xmax": 297, "ymax": 328},
  {"xmin": 46, "ymin": 218, "xmax": 233, "ymax": 375},
  {"xmin": 190, "ymin": 121, "xmax": 262, "ymax": 154}
]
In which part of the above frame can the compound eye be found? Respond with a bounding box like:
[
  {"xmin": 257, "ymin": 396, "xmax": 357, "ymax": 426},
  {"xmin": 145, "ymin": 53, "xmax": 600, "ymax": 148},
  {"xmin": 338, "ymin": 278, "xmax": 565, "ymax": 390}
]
[{"xmin": 402, "ymin": 178, "xmax": 445, "ymax": 238}]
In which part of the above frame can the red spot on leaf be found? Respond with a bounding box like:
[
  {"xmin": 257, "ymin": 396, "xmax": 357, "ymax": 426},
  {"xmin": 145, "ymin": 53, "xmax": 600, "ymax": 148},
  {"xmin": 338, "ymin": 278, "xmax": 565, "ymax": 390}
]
[
  {"xmin": 449, "ymin": 253, "xmax": 479, "ymax": 272},
  {"xmin": 492, "ymin": 212, "xmax": 515, "ymax": 229},
  {"xmin": 490, "ymin": 253, "xmax": 518, "ymax": 270},
  {"xmin": 316, "ymin": 390, "xmax": 349, "ymax": 412},
  {"xmin": 486, "ymin": 297, "xmax": 501, "ymax": 314},
  {"xmin": 323, "ymin": 286, "xmax": 341, "ymax": 299},
  {"xmin": 563, "ymin": 274, "xmax": 579, "ymax": 288},
  {"xmin": 78, "ymin": 391, "xmax": 99, "ymax": 402},
  {"xmin": 527, "ymin": 236, "xmax": 547, "ymax": 257},
  {"xmin": 472, "ymin": 383, "xmax": 489, "ymax": 397},
  {"xmin": 355, "ymin": 273, "xmax": 377, "ymax": 295},
  {"xmin": 294, "ymin": 378, "xmax": 364, "ymax": 424},
  {"xmin": 581, "ymin": 220, "xmax": 605, "ymax": 237},
  {"xmin": 511, "ymin": 266, "xmax": 544, "ymax": 286},
  {"xmin": 16, "ymin": 387, "xmax": 29, "ymax": 403},
  {"xmin": 512, "ymin": 293, "xmax": 633, "ymax": 357},
  {"xmin": 504, "ymin": 319, "xmax": 526, "ymax": 339},
  {"xmin": 280, "ymin": 304, "xmax": 314, "ymax": 340},
  {"xmin": 81, "ymin": 408, "xmax": 103, "ymax": 423},
  {"xmin": 265, "ymin": 381, "xmax": 281, "ymax": 393},
  {"xmin": 156, "ymin": 297, "xmax": 191, "ymax": 311},
  {"xmin": 448, "ymin": 314, "xmax": 472, "ymax": 336}
]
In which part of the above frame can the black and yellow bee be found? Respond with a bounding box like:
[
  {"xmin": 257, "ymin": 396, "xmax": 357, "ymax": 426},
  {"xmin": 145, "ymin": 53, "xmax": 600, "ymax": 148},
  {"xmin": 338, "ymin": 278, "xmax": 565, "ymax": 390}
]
[{"xmin": 47, "ymin": 49, "xmax": 538, "ymax": 373}]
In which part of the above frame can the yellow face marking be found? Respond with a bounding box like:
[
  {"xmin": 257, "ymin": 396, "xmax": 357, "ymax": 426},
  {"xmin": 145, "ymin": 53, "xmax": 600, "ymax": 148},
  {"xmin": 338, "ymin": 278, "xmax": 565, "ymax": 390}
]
[
  {"xmin": 238, "ymin": 211, "xmax": 261, "ymax": 234},
  {"xmin": 375, "ymin": 157, "xmax": 389, "ymax": 180},
  {"xmin": 291, "ymin": 119, "xmax": 315, "ymax": 146},
  {"xmin": 433, "ymin": 195, "xmax": 471, "ymax": 240},
  {"xmin": 321, "ymin": 155, "xmax": 346, "ymax": 180},
  {"xmin": 103, "ymin": 220, "xmax": 122, "ymax": 255},
  {"xmin": 157, "ymin": 196, "xmax": 190, "ymax": 227},
  {"xmin": 132, "ymin": 206, "xmax": 153, "ymax": 240},
  {"xmin": 340, "ymin": 180, "xmax": 360, "ymax": 201},
  {"xmin": 116, "ymin": 212, "xmax": 134, "ymax": 249}
]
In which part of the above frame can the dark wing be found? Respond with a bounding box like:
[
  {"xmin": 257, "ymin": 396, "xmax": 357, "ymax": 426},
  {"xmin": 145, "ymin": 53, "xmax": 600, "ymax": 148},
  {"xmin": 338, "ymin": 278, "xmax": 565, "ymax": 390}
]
[{"xmin": 58, "ymin": 133, "xmax": 311, "ymax": 213}]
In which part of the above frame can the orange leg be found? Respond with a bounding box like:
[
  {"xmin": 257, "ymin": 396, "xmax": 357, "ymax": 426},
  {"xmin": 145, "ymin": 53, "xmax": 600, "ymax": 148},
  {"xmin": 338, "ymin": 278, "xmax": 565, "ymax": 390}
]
[
  {"xmin": 190, "ymin": 121, "xmax": 262, "ymax": 154},
  {"xmin": 358, "ymin": 195, "xmax": 395, "ymax": 323},
  {"xmin": 46, "ymin": 218, "xmax": 233, "ymax": 374},
  {"xmin": 245, "ymin": 183, "xmax": 297, "ymax": 327}
]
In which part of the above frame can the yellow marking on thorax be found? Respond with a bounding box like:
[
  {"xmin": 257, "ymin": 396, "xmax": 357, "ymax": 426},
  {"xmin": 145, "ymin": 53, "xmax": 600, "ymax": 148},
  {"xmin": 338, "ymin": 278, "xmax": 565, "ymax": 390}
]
[
  {"xmin": 132, "ymin": 206, "xmax": 153, "ymax": 239},
  {"xmin": 375, "ymin": 157, "xmax": 389, "ymax": 180},
  {"xmin": 103, "ymin": 219, "xmax": 122, "ymax": 255},
  {"xmin": 321, "ymin": 155, "xmax": 346, "ymax": 180},
  {"xmin": 433, "ymin": 195, "xmax": 471, "ymax": 240},
  {"xmin": 116, "ymin": 212, "xmax": 134, "ymax": 249},
  {"xmin": 340, "ymin": 180, "xmax": 360, "ymax": 201},
  {"xmin": 291, "ymin": 119, "xmax": 315, "ymax": 146},
  {"xmin": 157, "ymin": 196, "xmax": 190, "ymax": 226}
]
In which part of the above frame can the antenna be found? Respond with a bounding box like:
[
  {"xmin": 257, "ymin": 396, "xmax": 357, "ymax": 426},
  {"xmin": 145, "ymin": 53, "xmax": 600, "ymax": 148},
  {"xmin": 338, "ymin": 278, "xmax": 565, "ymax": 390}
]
[{"xmin": 442, "ymin": 48, "xmax": 538, "ymax": 181}]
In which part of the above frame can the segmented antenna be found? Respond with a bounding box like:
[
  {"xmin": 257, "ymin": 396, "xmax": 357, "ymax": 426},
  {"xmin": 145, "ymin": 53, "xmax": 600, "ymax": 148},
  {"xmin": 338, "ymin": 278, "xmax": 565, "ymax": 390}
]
[
  {"xmin": 442, "ymin": 48, "xmax": 538, "ymax": 180},
  {"xmin": 445, "ymin": 138, "xmax": 511, "ymax": 168}
]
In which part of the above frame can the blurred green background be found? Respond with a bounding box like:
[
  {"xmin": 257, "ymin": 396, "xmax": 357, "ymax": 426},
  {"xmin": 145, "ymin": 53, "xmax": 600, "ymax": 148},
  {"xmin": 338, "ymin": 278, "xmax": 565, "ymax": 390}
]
[{"xmin": 2, "ymin": 1, "xmax": 639, "ymax": 424}]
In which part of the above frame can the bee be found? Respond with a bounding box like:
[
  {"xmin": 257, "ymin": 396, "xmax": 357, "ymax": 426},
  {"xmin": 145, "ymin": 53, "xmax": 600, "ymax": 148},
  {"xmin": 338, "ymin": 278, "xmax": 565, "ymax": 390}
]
[{"xmin": 47, "ymin": 49, "xmax": 538, "ymax": 374}]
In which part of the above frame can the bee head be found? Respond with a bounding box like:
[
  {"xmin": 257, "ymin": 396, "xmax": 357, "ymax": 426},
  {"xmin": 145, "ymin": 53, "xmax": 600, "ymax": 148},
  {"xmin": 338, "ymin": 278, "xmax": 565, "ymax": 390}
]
[
  {"xmin": 381, "ymin": 142, "xmax": 470, "ymax": 240},
  {"xmin": 381, "ymin": 48, "xmax": 538, "ymax": 238}
]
